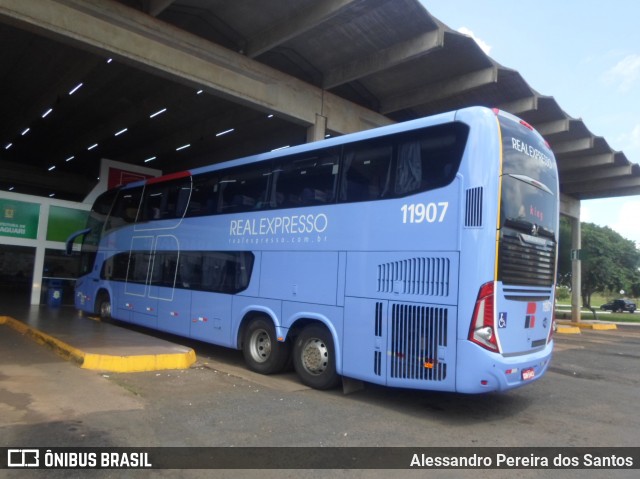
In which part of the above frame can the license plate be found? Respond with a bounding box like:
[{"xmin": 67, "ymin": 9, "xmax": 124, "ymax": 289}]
[{"xmin": 522, "ymin": 368, "xmax": 535, "ymax": 381}]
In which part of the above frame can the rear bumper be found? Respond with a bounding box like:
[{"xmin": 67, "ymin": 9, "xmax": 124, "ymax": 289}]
[{"xmin": 455, "ymin": 339, "xmax": 553, "ymax": 393}]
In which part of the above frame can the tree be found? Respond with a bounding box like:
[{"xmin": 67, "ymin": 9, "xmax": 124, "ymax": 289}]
[{"xmin": 558, "ymin": 221, "xmax": 640, "ymax": 314}]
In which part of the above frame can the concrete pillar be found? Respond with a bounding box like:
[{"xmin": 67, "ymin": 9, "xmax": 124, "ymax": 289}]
[
  {"xmin": 30, "ymin": 203, "xmax": 49, "ymax": 305},
  {"xmin": 560, "ymin": 194, "xmax": 581, "ymax": 322},
  {"xmin": 570, "ymin": 216, "xmax": 582, "ymax": 322},
  {"xmin": 306, "ymin": 114, "xmax": 327, "ymax": 142}
]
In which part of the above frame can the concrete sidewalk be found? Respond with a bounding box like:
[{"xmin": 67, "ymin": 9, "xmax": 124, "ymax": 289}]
[{"xmin": 0, "ymin": 305, "xmax": 195, "ymax": 372}]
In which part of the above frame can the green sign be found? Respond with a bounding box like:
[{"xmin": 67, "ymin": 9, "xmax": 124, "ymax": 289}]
[
  {"xmin": 0, "ymin": 199, "xmax": 40, "ymax": 239},
  {"xmin": 47, "ymin": 206, "xmax": 89, "ymax": 243}
]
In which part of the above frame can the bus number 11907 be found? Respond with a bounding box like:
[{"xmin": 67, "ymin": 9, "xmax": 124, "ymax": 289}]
[{"xmin": 400, "ymin": 202, "xmax": 448, "ymax": 224}]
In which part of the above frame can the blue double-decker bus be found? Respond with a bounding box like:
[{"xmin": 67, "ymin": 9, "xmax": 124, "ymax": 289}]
[{"xmin": 68, "ymin": 107, "xmax": 558, "ymax": 393}]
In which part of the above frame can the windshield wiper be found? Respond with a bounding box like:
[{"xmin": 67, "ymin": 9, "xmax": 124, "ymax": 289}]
[{"xmin": 508, "ymin": 174, "xmax": 553, "ymax": 195}]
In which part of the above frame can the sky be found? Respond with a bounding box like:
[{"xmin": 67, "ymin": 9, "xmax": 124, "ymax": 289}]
[{"xmin": 422, "ymin": 1, "xmax": 640, "ymax": 245}]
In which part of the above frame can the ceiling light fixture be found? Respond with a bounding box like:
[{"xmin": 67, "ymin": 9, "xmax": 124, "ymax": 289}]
[
  {"xmin": 144, "ymin": 156, "xmax": 156, "ymax": 163},
  {"xmin": 21, "ymin": 128, "xmax": 30, "ymax": 136},
  {"xmin": 196, "ymin": 90, "xmax": 203, "ymax": 94},
  {"xmin": 69, "ymin": 82, "xmax": 83, "ymax": 95},
  {"xmin": 176, "ymin": 144, "xmax": 190, "ymax": 151},
  {"xmin": 42, "ymin": 108, "xmax": 53, "ymax": 118},
  {"xmin": 65, "ymin": 156, "xmax": 75, "ymax": 162},
  {"xmin": 48, "ymin": 166, "xmax": 56, "ymax": 171},
  {"xmin": 216, "ymin": 128, "xmax": 234, "ymax": 137},
  {"xmin": 149, "ymin": 108, "xmax": 167, "ymax": 118},
  {"xmin": 87, "ymin": 143, "xmax": 98, "ymax": 150},
  {"xmin": 115, "ymin": 128, "xmax": 128, "ymax": 136},
  {"xmin": 5, "ymin": 143, "xmax": 12, "ymax": 150}
]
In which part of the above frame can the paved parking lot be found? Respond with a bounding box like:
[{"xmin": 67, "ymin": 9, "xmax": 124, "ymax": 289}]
[{"xmin": 1, "ymin": 320, "xmax": 639, "ymax": 478}]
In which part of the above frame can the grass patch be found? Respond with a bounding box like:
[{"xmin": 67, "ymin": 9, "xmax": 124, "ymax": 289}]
[{"xmin": 556, "ymin": 292, "xmax": 639, "ymax": 323}]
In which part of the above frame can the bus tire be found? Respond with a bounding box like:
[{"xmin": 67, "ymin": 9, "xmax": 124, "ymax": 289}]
[
  {"xmin": 293, "ymin": 324, "xmax": 340, "ymax": 390},
  {"xmin": 242, "ymin": 317, "xmax": 290, "ymax": 375},
  {"xmin": 96, "ymin": 292, "xmax": 112, "ymax": 321}
]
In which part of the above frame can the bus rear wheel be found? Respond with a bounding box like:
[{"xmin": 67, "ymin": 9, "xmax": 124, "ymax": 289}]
[
  {"xmin": 242, "ymin": 317, "xmax": 290, "ymax": 374},
  {"xmin": 293, "ymin": 324, "xmax": 340, "ymax": 390}
]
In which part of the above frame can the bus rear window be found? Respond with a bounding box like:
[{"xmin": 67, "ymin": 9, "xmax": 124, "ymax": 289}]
[{"xmin": 499, "ymin": 117, "xmax": 558, "ymax": 236}]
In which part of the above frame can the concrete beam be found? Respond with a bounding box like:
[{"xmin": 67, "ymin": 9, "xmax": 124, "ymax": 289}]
[
  {"xmin": 551, "ymin": 137, "xmax": 594, "ymax": 156},
  {"xmin": 381, "ymin": 66, "xmax": 498, "ymax": 114},
  {"xmin": 562, "ymin": 175, "xmax": 640, "ymax": 196},
  {"xmin": 323, "ymin": 29, "xmax": 444, "ymax": 89},
  {"xmin": 557, "ymin": 153, "xmax": 615, "ymax": 172},
  {"xmin": 577, "ymin": 185, "xmax": 640, "ymax": 199},
  {"xmin": 0, "ymin": 0, "xmax": 391, "ymax": 135},
  {"xmin": 535, "ymin": 118, "xmax": 570, "ymax": 137},
  {"xmin": 560, "ymin": 165, "xmax": 632, "ymax": 184},
  {"xmin": 560, "ymin": 193, "xmax": 580, "ymax": 219},
  {"xmin": 246, "ymin": 0, "xmax": 358, "ymax": 58},
  {"xmin": 495, "ymin": 96, "xmax": 538, "ymax": 116}
]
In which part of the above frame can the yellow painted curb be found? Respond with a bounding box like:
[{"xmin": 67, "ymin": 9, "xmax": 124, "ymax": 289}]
[
  {"xmin": 590, "ymin": 323, "xmax": 618, "ymax": 330},
  {"xmin": 0, "ymin": 315, "xmax": 196, "ymax": 372},
  {"xmin": 82, "ymin": 349, "xmax": 197, "ymax": 372},
  {"xmin": 556, "ymin": 325, "xmax": 581, "ymax": 334},
  {"xmin": 558, "ymin": 321, "xmax": 618, "ymax": 331}
]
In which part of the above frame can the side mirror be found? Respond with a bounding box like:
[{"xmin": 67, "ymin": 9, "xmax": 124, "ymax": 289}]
[{"xmin": 65, "ymin": 228, "xmax": 91, "ymax": 255}]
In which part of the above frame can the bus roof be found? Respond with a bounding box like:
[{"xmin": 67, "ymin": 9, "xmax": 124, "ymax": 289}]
[{"xmin": 121, "ymin": 106, "xmax": 499, "ymax": 190}]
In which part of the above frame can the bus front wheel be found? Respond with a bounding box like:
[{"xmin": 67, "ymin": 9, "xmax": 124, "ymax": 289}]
[
  {"xmin": 293, "ymin": 324, "xmax": 340, "ymax": 390},
  {"xmin": 96, "ymin": 292, "xmax": 111, "ymax": 321},
  {"xmin": 242, "ymin": 317, "xmax": 290, "ymax": 375}
]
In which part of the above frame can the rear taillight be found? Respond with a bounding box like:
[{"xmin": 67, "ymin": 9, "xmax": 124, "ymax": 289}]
[{"xmin": 469, "ymin": 281, "xmax": 500, "ymax": 352}]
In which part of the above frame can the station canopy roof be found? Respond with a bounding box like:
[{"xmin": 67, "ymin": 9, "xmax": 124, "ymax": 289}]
[{"xmin": 0, "ymin": 0, "xmax": 638, "ymax": 201}]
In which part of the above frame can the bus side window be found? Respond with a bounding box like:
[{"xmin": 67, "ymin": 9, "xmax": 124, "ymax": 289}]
[
  {"xmin": 341, "ymin": 141, "xmax": 392, "ymax": 202},
  {"xmin": 149, "ymin": 251, "xmax": 179, "ymax": 288},
  {"xmin": 140, "ymin": 178, "xmax": 192, "ymax": 222},
  {"xmin": 187, "ymin": 172, "xmax": 220, "ymax": 217},
  {"xmin": 395, "ymin": 123, "xmax": 468, "ymax": 196},
  {"xmin": 273, "ymin": 148, "xmax": 339, "ymax": 208},
  {"xmin": 219, "ymin": 165, "xmax": 271, "ymax": 213}
]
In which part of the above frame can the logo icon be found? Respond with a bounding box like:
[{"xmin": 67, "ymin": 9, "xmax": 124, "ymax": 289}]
[
  {"xmin": 531, "ymin": 223, "xmax": 539, "ymax": 236},
  {"xmin": 7, "ymin": 449, "xmax": 40, "ymax": 468}
]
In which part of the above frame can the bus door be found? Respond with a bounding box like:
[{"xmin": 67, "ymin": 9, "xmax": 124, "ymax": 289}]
[
  {"xmin": 123, "ymin": 235, "xmax": 158, "ymax": 328},
  {"xmin": 189, "ymin": 253, "xmax": 233, "ymax": 347},
  {"xmin": 152, "ymin": 236, "xmax": 191, "ymax": 337}
]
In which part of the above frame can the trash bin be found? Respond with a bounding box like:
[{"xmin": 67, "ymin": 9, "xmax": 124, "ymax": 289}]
[{"xmin": 47, "ymin": 279, "xmax": 63, "ymax": 307}]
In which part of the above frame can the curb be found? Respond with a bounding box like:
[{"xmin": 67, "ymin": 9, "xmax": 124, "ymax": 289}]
[
  {"xmin": 556, "ymin": 325, "xmax": 581, "ymax": 334},
  {"xmin": 556, "ymin": 320, "xmax": 618, "ymax": 331},
  {"xmin": 0, "ymin": 315, "xmax": 196, "ymax": 373}
]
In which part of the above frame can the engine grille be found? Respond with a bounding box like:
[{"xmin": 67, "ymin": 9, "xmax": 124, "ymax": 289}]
[
  {"xmin": 389, "ymin": 303, "xmax": 448, "ymax": 381},
  {"xmin": 498, "ymin": 232, "xmax": 556, "ymax": 287}
]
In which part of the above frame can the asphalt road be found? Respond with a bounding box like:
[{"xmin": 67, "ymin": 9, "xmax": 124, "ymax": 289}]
[{"xmin": 2, "ymin": 323, "xmax": 639, "ymax": 479}]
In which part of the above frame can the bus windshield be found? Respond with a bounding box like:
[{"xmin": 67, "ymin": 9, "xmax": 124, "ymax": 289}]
[
  {"xmin": 79, "ymin": 189, "xmax": 117, "ymax": 275},
  {"xmin": 499, "ymin": 117, "xmax": 558, "ymax": 237}
]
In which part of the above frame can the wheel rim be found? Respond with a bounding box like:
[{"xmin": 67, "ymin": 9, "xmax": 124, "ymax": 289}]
[
  {"xmin": 300, "ymin": 338, "xmax": 329, "ymax": 376},
  {"xmin": 248, "ymin": 328, "xmax": 272, "ymax": 363},
  {"xmin": 100, "ymin": 300, "xmax": 111, "ymax": 318}
]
